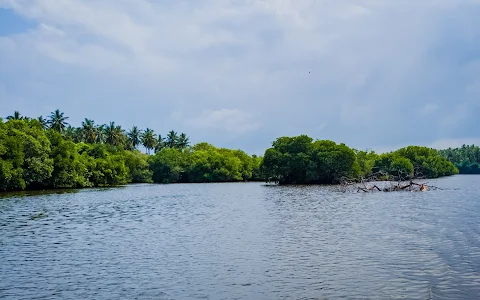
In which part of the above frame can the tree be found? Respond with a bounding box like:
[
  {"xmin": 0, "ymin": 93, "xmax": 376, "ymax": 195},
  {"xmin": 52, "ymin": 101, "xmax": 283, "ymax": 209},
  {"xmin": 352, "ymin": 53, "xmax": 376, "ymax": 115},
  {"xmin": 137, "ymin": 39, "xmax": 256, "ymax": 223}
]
[
  {"xmin": 149, "ymin": 147, "xmax": 185, "ymax": 183},
  {"xmin": 47, "ymin": 109, "xmax": 69, "ymax": 132},
  {"xmin": 37, "ymin": 116, "xmax": 48, "ymax": 129},
  {"xmin": 373, "ymin": 154, "xmax": 414, "ymax": 180},
  {"xmin": 0, "ymin": 110, "xmax": 463, "ymax": 191},
  {"xmin": 123, "ymin": 151, "xmax": 153, "ymax": 183},
  {"xmin": 127, "ymin": 126, "xmax": 142, "ymax": 149},
  {"xmin": 83, "ymin": 144, "xmax": 128, "ymax": 186},
  {"xmin": 394, "ymin": 146, "xmax": 457, "ymax": 178},
  {"xmin": 82, "ymin": 118, "xmax": 96, "ymax": 144},
  {"xmin": 64, "ymin": 126, "xmax": 82, "ymax": 143},
  {"xmin": 104, "ymin": 122, "xmax": 124, "ymax": 147},
  {"xmin": 262, "ymin": 135, "xmax": 314, "ymax": 184},
  {"xmin": 95, "ymin": 124, "xmax": 105, "ymax": 143},
  {"xmin": 6, "ymin": 111, "xmax": 23, "ymax": 120},
  {"xmin": 355, "ymin": 150, "xmax": 378, "ymax": 178},
  {"xmin": 47, "ymin": 130, "xmax": 91, "ymax": 188},
  {"xmin": 178, "ymin": 133, "xmax": 190, "ymax": 149},
  {"xmin": 166, "ymin": 130, "xmax": 179, "ymax": 148},
  {"xmin": 155, "ymin": 135, "xmax": 165, "ymax": 153},
  {"xmin": 141, "ymin": 128, "xmax": 156, "ymax": 154},
  {"xmin": 310, "ymin": 140, "xmax": 359, "ymax": 183},
  {"xmin": 0, "ymin": 119, "xmax": 54, "ymax": 190},
  {"xmin": 438, "ymin": 145, "xmax": 480, "ymax": 174}
]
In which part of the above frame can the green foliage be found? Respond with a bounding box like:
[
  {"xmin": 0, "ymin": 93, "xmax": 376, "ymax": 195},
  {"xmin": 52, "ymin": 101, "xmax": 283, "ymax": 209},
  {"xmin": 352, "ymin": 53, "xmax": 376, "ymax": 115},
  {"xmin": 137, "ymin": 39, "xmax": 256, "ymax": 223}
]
[
  {"xmin": 178, "ymin": 133, "xmax": 190, "ymax": 149},
  {"xmin": 104, "ymin": 122, "xmax": 125, "ymax": 147},
  {"xmin": 250, "ymin": 155, "xmax": 264, "ymax": 181},
  {"xmin": 123, "ymin": 151, "xmax": 153, "ymax": 183},
  {"xmin": 165, "ymin": 130, "xmax": 179, "ymax": 148},
  {"xmin": 355, "ymin": 150, "xmax": 378, "ymax": 178},
  {"xmin": 262, "ymin": 135, "xmax": 458, "ymax": 184},
  {"xmin": 394, "ymin": 146, "xmax": 458, "ymax": 178},
  {"xmin": 148, "ymin": 144, "xmax": 257, "ymax": 183},
  {"xmin": 0, "ymin": 119, "xmax": 54, "ymax": 190},
  {"xmin": 82, "ymin": 119, "xmax": 97, "ymax": 144},
  {"xmin": 149, "ymin": 147, "xmax": 186, "ymax": 183},
  {"xmin": 141, "ymin": 128, "xmax": 156, "ymax": 154},
  {"xmin": 127, "ymin": 126, "xmax": 142, "ymax": 149},
  {"xmin": 262, "ymin": 135, "xmax": 360, "ymax": 184},
  {"xmin": 373, "ymin": 154, "xmax": 414, "ymax": 180},
  {"xmin": 0, "ymin": 116, "xmax": 154, "ymax": 191},
  {"xmin": 47, "ymin": 131, "xmax": 91, "ymax": 188},
  {"xmin": 439, "ymin": 145, "xmax": 480, "ymax": 174},
  {"xmin": 456, "ymin": 161, "xmax": 480, "ymax": 174},
  {"xmin": 47, "ymin": 109, "xmax": 69, "ymax": 133},
  {"xmin": 6, "ymin": 111, "xmax": 23, "ymax": 121},
  {"xmin": 0, "ymin": 111, "xmax": 461, "ymax": 191},
  {"xmin": 311, "ymin": 140, "xmax": 359, "ymax": 183}
]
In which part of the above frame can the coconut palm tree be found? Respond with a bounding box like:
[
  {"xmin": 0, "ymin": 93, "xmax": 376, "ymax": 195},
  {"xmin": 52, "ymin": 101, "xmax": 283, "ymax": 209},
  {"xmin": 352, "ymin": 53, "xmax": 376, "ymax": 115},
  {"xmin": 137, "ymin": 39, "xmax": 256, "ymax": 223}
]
[
  {"xmin": 6, "ymin": 111, "xmax": 22, "ymax": 120},
  {"xmin": 64, "ymin": 126, "xmax": 82, "ymax": 143},
  {"xmin": 81, "ymin": 119, "xmax": 96, "ymax": 144},
  {"xmin": 127, "ymin": 126, "xmax": 142, "ymax": 149},
  {"xmin": 141, "ymin": 128, "xmax": 156, "ymax": 154},
  {"xmin": 37, "ymin": 116, "xmax": 48, "ymax": 129},
  {"xmin": 95, "ymin": 124, "xmax": 105, "ymax": 143},
  {"xmin": 64, "ymin": 126, "xmax": 75, "ymax": 140},
  {"xmin": 166, "ymin": 130, "xmax": 179, "ymax": 148},
  {"xmin": 47, "ymin": 109, "xmax": 69, "ymax": 132},
  {"xmin": 178, "ymin": 133, "xmax": 190, "ymax": 149},
  {"xmin": 154, "ymin": 135, "xmax": 165, "ymax": 153},
  {"xmin": 104, "ymin": 122, "xmax": 124, "ymax": 147}
]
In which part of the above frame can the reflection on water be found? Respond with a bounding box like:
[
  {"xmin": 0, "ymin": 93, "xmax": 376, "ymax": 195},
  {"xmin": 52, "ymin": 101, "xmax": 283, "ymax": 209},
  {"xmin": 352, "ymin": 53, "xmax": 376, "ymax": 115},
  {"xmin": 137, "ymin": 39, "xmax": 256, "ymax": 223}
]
[{"xmin": 1, "ymin": 177, "xmax": 479, "ymax": 299}]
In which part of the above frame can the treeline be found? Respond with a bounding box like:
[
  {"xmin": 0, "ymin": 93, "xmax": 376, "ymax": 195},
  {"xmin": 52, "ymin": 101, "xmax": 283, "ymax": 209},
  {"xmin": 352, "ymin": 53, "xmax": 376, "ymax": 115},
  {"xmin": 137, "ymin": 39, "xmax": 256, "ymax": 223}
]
[
  {"xmin": 0, "ymin": 111, "xmax": 461, "ymax": 191},
  {"xmin": 262, "ymin": 135, "xmax": 458, "ymax": 184},
  {"xmin": 6, "ymin": 110, "xmax": 190, "ymax": 153},
  {"xmin": 439, "ymin": 145, "xmax": 480, "ymax": 174},
  {"xmin": 0, "ymin": 111, "xmax": 262, "ymax": 191},
  {"xmin": 149, "ymin": 143, "xmax": 262, "ymax": 183}
]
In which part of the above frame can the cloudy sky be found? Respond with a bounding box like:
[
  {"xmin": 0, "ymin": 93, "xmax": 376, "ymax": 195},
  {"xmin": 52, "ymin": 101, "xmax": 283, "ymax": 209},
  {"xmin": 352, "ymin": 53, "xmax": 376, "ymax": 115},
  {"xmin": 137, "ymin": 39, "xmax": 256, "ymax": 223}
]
[{"xmin": 1, "ymin": 0, "xmax": 479, "ymax": 154}]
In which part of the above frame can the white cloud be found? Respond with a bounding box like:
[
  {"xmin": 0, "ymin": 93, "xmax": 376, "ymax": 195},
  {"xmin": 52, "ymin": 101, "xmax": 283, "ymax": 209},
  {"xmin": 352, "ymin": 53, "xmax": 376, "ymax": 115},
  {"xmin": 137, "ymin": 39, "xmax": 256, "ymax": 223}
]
[{"xmin": 0, "ymin": 0, "xmax": 479, "ymax": 152}]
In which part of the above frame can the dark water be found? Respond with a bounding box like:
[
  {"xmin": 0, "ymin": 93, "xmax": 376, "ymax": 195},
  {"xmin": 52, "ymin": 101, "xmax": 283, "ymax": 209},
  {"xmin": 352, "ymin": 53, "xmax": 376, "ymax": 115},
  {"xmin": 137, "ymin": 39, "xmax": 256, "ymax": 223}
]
[{"xmin": 1, "ymin": 176, "xmax": 480, "ymax": 299}]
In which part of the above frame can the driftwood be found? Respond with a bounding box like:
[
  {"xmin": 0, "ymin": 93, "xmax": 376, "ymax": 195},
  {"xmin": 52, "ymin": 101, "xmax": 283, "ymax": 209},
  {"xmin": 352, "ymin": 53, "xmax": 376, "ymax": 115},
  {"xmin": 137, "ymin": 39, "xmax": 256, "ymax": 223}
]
[{"xmin": 339, "ymin": 171, "xmax": 443, "ymax": 193}]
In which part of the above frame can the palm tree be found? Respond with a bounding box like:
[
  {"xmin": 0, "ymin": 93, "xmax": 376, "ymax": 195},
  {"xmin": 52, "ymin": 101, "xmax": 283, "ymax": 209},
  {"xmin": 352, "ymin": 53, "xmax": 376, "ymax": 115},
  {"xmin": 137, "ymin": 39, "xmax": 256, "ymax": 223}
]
[
  {"xmin": 64, "ymin": 126, "xmax": 82, "ymax": 143},
  {"xmin": 95, "ymin": 124, "xmax": 105, "ymax": 143},
  {"xmin": 37, "ymin": 116, "xmax": 47, "ymax": 129},
  {"xmin": 6, "ymin": 111, "xmax": 22, "ymax": 120},
  {"xmin": 154, "ymin": 135, "xmax": 165, "ymax": 153},
  {"xmin": 178, "ymin": 133, "xmax": 190, "ymax": 149},
  {"xmin": 141, "ymin": 128, "xmax": 156, "ymax": 154},
  {"xmin": 104, "ymin": 122, "xmax": 124, "ymax": 147},
  {"xmin": 82, "ymin": 118, "xmax": 96, "ymax": 144},
  {"xmin": 47, "ymin": 109, "xmax": 69, "ymax": 132},
  {"xmin": 64, "ymin": 126, "xmax": 76, "ymax": 141},
  {"xmin": 127, "ymin": 126, "xmax": 142, "ymax": 149},
  {"xmin": 166, "ymin": 130, "xmax": 179, "ymax": 148}
]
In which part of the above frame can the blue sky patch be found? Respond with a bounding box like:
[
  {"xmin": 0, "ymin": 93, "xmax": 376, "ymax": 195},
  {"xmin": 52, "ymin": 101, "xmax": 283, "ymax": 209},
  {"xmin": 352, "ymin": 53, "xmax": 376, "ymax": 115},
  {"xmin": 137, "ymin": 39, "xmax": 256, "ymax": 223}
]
[{"xmin": 0, "ymin": 8, "xmax": 36, "ymax": 36}]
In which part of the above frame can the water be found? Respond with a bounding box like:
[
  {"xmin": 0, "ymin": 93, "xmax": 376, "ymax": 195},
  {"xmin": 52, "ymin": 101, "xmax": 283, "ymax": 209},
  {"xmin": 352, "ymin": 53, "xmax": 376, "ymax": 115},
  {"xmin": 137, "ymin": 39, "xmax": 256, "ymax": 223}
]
[{"xmin": 1, "ymin": 176, "xmax": 479, "ymax": 299}]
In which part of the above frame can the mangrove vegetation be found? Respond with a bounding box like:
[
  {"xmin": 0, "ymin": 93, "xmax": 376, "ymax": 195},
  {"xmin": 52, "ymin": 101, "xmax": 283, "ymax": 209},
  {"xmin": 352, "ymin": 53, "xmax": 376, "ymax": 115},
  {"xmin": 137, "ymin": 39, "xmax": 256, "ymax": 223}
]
[
  {"xmin": 0, "ymin": 110, "xmax": 460, "ymax": 191},
  {"xmin": 439, "ymin": 145, "xmax": 480, "ymax": 174},
  {"xmin": 262, "ymin": 135, "xmax": 458, "ymax": 184}
]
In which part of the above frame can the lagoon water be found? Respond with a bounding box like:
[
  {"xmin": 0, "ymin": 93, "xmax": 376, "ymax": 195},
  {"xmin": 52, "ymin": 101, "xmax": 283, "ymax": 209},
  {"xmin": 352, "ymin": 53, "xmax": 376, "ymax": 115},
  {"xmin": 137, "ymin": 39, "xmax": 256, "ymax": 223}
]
[{"xmin": 1, "ymin": 176, "xmax": 480, "ymax": 299}]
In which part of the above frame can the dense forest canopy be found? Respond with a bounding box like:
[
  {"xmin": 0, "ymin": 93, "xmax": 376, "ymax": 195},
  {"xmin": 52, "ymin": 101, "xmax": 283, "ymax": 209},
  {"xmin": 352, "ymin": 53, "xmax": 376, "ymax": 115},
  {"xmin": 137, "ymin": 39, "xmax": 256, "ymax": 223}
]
[
  {"xmin": 261, "ymin": 135, "xmax": 458, "ymax": 184},
  {"xmin": 438, "ymin": 145, "xmax": 480, "ymax": 174},
  {"xmin": 0, "ymin": 110, "xmax": 462, "ymax": 191},
  {"xmin": 0, "ymin": 111, "xmax": 262, "ymax": 191}
]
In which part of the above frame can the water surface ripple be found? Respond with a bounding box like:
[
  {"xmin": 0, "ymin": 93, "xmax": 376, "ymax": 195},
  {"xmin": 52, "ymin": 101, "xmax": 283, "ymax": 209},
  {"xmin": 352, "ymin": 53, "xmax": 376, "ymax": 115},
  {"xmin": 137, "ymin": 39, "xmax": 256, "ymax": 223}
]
[{"xmin": 1, "ymin": 175, "xmax": 479, "ymax": 299}]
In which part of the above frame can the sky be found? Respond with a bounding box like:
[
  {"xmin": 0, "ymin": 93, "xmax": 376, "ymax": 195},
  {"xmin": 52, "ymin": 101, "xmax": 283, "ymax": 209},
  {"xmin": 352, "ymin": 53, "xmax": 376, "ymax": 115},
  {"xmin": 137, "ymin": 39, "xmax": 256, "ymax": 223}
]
[{"xmin": 0, "ymin": 0, "xmax": 479, "ymax": 155}]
